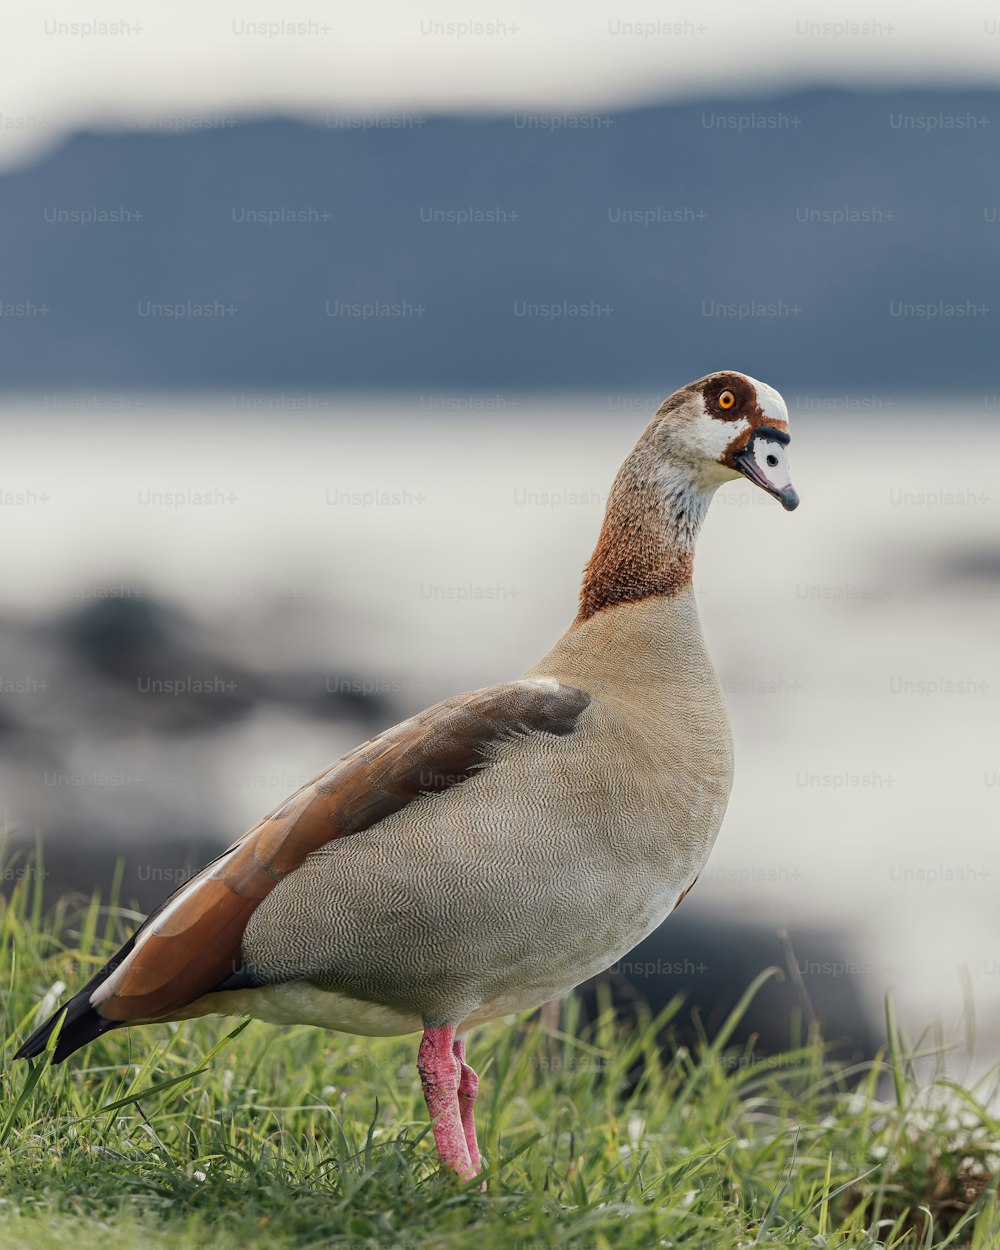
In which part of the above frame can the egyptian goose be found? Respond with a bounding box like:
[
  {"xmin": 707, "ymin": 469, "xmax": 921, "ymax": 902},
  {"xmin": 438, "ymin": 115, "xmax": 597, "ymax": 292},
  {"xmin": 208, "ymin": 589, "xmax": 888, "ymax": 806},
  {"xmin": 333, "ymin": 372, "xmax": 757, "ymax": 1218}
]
[{"xmin": 17, "ymin": 371, "xmax": 798, "ymax": 1179}]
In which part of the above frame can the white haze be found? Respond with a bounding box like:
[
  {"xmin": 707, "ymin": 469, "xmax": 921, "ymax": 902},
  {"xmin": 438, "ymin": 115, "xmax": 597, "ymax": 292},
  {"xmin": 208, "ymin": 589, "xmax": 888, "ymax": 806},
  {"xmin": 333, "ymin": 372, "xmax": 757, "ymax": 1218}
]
[{"xmin": 2, "ymin": 0, "xmax": 999, "ymax": 167}]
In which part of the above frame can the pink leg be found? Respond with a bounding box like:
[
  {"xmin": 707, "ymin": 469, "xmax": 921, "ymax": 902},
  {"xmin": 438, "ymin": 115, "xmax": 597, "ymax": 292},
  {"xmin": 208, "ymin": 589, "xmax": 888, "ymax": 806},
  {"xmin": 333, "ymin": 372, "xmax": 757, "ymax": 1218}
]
[
  {"xmin": 453, "ymin": 1037, "xmax": 481, "ymax": 1173},
  {"xmin": 416, "ymin": 1024, "xmax": 474, "ymax": 1178}
]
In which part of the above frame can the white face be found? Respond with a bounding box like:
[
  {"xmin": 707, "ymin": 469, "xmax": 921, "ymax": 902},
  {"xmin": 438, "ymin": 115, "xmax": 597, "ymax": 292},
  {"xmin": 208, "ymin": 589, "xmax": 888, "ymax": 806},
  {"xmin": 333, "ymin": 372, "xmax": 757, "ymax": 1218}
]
[
  {"xmin": 688, "ymin": 408, "xmax": 751, "ymax": 464},
  {"xmin": 651, "ymin": 371, "xmax": 798, "ymax": 505},
  {"xmin": 681, "ymin": 371, "xmax": 798, "ymax": 508},
  {"xmin": 686, "ymin": 373, "xmax": 789, "ymax": 463}
]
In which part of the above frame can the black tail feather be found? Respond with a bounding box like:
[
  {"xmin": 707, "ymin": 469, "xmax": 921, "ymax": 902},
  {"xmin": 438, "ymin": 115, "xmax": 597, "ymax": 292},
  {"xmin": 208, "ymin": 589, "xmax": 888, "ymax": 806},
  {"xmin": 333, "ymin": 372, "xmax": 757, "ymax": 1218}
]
[
  {"xmin": 15, "ymin": 933, "xmax": 137, "ymax": 1064},
  {"xmin": 15, "ymin": 992, "xmax": 124, "ymax": 1063}
]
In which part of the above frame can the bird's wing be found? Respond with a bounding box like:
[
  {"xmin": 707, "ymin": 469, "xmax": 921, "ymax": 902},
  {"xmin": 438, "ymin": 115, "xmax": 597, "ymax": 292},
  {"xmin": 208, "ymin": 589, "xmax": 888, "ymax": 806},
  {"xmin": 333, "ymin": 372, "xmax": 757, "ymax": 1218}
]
[{"xmin": 39, "ymin": 679, "xmax": 591, "ymax": 1038}]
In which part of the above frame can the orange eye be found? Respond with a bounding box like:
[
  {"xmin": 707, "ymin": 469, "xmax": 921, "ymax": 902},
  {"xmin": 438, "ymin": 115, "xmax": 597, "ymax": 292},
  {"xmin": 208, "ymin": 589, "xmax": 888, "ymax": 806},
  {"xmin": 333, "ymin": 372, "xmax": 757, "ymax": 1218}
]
[{"xmin": 718, "ymin": 390, "xmax": 736, "ymax": 410}]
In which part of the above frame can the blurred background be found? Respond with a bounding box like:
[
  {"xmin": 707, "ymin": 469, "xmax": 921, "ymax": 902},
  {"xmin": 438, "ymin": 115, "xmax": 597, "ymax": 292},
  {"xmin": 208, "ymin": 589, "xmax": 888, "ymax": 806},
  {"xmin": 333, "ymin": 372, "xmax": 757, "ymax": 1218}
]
[{"xmin": 1, "ymin": 2, "xmax": 998, "ymax": 1072}]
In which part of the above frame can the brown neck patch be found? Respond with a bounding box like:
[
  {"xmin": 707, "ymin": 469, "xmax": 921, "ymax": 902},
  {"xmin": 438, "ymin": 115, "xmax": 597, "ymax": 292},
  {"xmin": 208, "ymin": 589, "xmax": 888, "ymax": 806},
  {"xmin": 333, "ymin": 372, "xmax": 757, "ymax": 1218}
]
[{"xmin": 575, "ymin": 455, "xmax": 706, "ymax": 624}]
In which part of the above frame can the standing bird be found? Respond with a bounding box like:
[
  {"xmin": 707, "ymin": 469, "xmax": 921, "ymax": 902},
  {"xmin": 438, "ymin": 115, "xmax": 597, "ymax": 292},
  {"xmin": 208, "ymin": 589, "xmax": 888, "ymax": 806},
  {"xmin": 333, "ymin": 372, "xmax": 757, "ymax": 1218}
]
[{"xmin": 17, "ymin": 371, "xmax": 798, "ymax": 1179}]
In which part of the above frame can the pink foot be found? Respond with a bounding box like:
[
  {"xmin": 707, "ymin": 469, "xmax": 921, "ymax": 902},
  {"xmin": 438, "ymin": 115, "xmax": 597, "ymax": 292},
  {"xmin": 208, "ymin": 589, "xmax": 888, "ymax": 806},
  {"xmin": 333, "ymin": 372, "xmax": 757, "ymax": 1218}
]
[
  {"xmin": 453, "ymin": 1036, "xmax": 481, "ymax": 1173},
  {"xmin": 417, "ymin": 1024, "xmax": 476, "ymax": 1178}
]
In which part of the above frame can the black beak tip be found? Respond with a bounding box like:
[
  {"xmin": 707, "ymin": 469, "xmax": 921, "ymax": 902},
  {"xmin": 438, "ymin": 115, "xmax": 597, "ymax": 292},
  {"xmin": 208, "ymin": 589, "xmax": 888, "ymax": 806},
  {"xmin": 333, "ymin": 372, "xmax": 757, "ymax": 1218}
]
[{"xmin": 780, "ymin": 488, "xmax": 800, "ymax": 512}]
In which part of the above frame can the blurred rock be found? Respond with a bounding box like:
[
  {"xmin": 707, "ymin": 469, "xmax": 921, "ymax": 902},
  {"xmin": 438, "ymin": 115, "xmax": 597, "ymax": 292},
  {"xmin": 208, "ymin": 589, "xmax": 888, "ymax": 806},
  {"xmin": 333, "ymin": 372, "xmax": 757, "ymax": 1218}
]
[
  {"xmin": 0, "ymin": 590, "xmax": 404, "ymax": 875},
  {"xmin": 580, "ymin": 910, "xmax": 881, "ymax": 1064}
]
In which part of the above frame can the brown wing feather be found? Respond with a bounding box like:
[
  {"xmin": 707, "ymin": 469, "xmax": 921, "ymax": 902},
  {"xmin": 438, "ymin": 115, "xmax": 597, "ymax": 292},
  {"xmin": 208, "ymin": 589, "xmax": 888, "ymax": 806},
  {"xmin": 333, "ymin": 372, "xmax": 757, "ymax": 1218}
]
[{"xmin": 90, "ymin": 679, "xmax": 590, "ymax": 1023}]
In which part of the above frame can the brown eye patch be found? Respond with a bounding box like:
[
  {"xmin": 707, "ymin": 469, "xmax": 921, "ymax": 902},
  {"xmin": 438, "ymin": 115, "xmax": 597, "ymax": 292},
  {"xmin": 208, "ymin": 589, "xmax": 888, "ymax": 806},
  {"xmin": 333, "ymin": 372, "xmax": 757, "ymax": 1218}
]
[{"xmin": 705, "ymin": 375, "xmax": 750, "ymax": 418}]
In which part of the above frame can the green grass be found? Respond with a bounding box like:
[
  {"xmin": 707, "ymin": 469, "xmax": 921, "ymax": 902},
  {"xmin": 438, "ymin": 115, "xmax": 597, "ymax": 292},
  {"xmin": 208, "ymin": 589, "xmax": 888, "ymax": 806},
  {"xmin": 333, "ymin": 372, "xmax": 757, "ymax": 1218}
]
[{"xmin": 2, "ymin": 849, "xmax": 998, "ymax": 1250}]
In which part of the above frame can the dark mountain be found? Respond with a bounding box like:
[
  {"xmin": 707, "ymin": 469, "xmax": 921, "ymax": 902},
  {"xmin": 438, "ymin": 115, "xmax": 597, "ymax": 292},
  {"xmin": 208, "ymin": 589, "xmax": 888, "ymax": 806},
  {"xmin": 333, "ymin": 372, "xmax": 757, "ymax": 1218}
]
[{"xmin": 1, "ymin": 87, "xmax": 997, "ymax": 389}]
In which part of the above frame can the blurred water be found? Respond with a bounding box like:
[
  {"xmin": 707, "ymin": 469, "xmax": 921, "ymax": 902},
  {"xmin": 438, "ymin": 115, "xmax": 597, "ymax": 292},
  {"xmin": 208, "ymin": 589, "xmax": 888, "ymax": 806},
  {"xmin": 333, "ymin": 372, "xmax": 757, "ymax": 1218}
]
[{"xmin": 1, "ymin": 392, "xmax": 998, "ymax": 1059}]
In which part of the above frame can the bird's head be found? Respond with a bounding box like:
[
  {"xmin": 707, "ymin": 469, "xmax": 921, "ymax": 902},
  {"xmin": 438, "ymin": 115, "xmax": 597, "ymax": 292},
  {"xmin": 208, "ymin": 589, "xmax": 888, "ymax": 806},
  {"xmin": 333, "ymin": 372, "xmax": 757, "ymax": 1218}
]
[{"xmin": 650, "ymin": 370, "xmax": 799, "ymax": 511}]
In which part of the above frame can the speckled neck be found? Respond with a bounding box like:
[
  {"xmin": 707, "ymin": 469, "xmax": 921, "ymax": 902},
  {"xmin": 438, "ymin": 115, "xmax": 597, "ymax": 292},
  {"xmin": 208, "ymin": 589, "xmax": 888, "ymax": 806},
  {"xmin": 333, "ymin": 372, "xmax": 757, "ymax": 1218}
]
[{"xmin": 575, "ymin": 449, "xmax": 713, "ymax": 625}]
